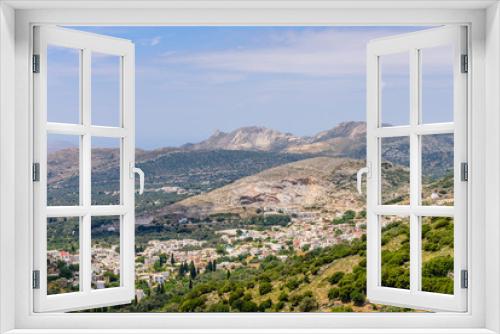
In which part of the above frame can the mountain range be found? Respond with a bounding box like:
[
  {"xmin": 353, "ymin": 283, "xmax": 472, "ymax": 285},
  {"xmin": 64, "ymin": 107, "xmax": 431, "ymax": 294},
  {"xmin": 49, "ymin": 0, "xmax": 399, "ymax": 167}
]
[
  {"xmin": 182, "ymin": 121, "xmax": 367, "ymax": 158},
  {"xmin": 47, "ymin": 121, "xmax": 453, "ymax": 220}
]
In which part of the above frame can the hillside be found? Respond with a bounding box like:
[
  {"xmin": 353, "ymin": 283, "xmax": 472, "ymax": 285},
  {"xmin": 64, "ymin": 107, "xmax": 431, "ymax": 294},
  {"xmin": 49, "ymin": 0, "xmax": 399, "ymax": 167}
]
[
  {"xmin": 167, "ymin": 157, "xmax": 366, "ymax": 220},
  {"xmin": 47, "ymin": 121, "xmax": 453, "ymax": 211}
]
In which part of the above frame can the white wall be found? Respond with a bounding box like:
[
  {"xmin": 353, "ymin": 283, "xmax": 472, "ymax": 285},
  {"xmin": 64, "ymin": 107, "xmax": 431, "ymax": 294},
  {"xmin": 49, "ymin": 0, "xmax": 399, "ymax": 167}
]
[
  {"xmin": 485, "ymin": 2, "xmax": 500, "ymax": 333},
  {"xmin": 0, "ymin": 2, "xmax": 16, "ymax": 334}
]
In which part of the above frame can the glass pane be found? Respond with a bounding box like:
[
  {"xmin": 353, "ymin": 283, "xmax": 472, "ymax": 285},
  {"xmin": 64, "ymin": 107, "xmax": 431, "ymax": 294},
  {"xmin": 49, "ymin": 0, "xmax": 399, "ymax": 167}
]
[
  {"xmin": 91, "ymin": 216, "xmax": 121, "ymax": 289},
  {"xmin": 47, "ymin": 217, "xmax": 80, "ymax": 295},
  {"xmin": 380, "ymin": 52, "xmax": 410, "ymax": 126},
  {"xmin": 421, "ymin": 216, "xmax": 454, "ymax": 295},
  {"xmin": 380, "ymin": 136, "xmax": 410, "ymax": 205},
  {"xmin": 47, "ymin": 45, "xmax": 81, "ymax": 124},
  {"xmin": 47, "ymin": 134, "xmax": 80, "ymax": 206},
  {"xmin": 421, "ymin": 46, "xmax": 454, "ymax": 124},
  {"xmin": 91, "ymin": 137, "xmax": 121, "ymax": 205},
  {"xmin": 91, "ymin": 52, "xmax": 121, "ymax": 127},
  {"xmin": 421, "ymin": 134, "xmax": 454, "ymax": 206},
  {"xmin": 380, "ymin": 215, "xmax": 410, "ymax": 289}
]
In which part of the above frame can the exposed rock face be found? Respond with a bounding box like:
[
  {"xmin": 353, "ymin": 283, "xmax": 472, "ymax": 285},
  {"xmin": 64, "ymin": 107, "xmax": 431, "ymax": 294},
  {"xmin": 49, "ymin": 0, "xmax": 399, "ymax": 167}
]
[
  {"xmin": 168, "ymin": 157, "xmax": 366, "ymax": 219},
  {"xmin": 183, "ymin": 126, "xmax": 305, "ymax": 152}
]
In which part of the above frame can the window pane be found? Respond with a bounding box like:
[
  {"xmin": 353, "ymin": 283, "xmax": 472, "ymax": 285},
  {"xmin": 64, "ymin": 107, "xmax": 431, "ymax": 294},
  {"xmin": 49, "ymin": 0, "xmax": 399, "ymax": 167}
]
[
  {"xmin": 47, "ymin": 45, "xmax": 81, "ymax": 124},
  {"xmin": 91, "ymin": 137, "xmax": 121, "ymax": 205},
  {"xmin": 421, "ymin": 216, "xmax": 454, "ymax": 295},
  {"xmin": 91, "ymin": 216, "xmax": 121, "ymax": 289},
  {"xmin": 47, "ymin": 217, "xmax": 80, "ymax": 295},
  {"xmin": 421, "ymin": 134, "xmax": 454, "ymax": 206},
  {"xmin": 380, "ymin": 137, "xmax": 410, "ymax": 205},
  {"xmin": 380, "ymin": 215, "xmax": 410, "ymax": 290},
  {"xmin": 380, "ymin": 52, "xmax": 410, "ymax": 126},
  {"xmin": 47, "ymin": 134, "xmax": 80, "ymax": 206},
  {"xmin": 421, "ymin": 46, "xmax": 454, "ymax": 124},
  {"xmin": 91, "ymin": 53, "xmax": 121, "ymax": 127}
]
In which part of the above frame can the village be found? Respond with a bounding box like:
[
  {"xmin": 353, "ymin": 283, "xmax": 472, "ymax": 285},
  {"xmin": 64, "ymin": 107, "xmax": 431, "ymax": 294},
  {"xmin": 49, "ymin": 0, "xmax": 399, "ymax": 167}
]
[{"xmin": 46, "ymin": 207, "xmax": 366, "ymax": 300}]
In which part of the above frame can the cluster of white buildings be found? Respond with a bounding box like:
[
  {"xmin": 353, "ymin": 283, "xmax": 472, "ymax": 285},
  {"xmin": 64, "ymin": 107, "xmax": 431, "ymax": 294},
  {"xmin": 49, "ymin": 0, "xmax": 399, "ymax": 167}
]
[
  {"xmin": 217, "ymin": 212, "xmax": 365, "ymax": 256},
  {"xmin": 48, "ymin": 209, "xmax": 367, "ymax": 296},
  {"xmin": 47, "ymin": 250, "xmax": 80, "ymax": 290},
  {"xmin": 91, "ymin": 245, "xmax": 120, "ymax": 289}
]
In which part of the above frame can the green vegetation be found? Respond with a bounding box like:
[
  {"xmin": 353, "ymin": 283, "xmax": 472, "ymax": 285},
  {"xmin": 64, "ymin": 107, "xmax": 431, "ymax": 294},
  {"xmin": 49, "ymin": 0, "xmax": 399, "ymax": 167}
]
[
  {"xmin": 332, "ymin": 210, "xmax": 356, "ymax": 225},
  {"xmin": 46, "ymin": 140, "xmax": 456, "ymax": 312}
]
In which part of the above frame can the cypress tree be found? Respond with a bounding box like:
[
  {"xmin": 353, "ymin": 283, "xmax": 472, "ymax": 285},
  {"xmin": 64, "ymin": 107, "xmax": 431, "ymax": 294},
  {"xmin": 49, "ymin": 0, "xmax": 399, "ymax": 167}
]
[{"xmin": 189, "ymin": 261, "xmax": 197, "ymax": 279}]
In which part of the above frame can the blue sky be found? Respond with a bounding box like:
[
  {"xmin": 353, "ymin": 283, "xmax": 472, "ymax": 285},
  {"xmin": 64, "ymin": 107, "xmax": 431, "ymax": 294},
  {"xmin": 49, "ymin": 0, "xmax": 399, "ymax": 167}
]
[{"xmin": 49, "ymin": 26, "xmax": 452, "ymax": 149}]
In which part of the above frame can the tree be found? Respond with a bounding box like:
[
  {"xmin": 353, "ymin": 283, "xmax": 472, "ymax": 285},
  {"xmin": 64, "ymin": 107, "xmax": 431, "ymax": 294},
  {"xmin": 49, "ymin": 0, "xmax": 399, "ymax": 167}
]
[
  {"xmin": 178, "ymin": 261, "xmax": 188, "ymax": 277},
  {"xmin": 153, "ymin": 259, "xmax": 163, "ymax": 272},
  {"xmin": 189, "ymin": 260, "xmax": 197, "ymax": 279},
  {"xmin": 226, "ymin": 270, "xmax": 231, "ymax": 279},
  {"xmin": 189, "ymin": 279, "xmax": 193, "ymax": 290},
  {"xmin": 170, "ymin": 253, "xmax": 175, "ymax": 266},
  {"xmin": 212, "ymin": 260, "xmax": 217, "ymax": 271},
  {"xmin": 206, "ymin": 261, "xmax": 213, "ymax": 272},
  {"xmin": 159, "ymin": 253, "xmax": 167, "ymax": 266}
]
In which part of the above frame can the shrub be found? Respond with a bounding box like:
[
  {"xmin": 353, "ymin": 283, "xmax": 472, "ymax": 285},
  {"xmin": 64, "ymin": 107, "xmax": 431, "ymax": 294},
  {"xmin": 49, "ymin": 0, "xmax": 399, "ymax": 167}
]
[
  {"xmin": 331, "ymin": 305, "xmax": 354, "ymax": 312},
  {"xmin": 278, "ymin": 291, "xmax": 289, "ymax": 302},
  {"xmin": 328, "ymin": 288, "xmax": 340, "ymax": 300},
  {"xmin": 274, "ymin": 301, "xmax": 285, "ymax": 311},
  {"xmin": 328, "ymin": 271, "xmax": 345, "ymax": 285},
  {"xmin": 350, "ymin": 290, "xmax": 366, "ymax": 306},
  {"xmin": 259, "ymin": 282, "xmax": 273, "ymax": 295},
  {"xmin": 258, "ymin": 298, "xmax": 273, "ymax": 312},
  {"xmin": 207, "ymin": 302, "xmax": 230, "ymax": 312},
  {"xmin": 299, "ymin": 296, "xmax": 318, "ymax": 312}
]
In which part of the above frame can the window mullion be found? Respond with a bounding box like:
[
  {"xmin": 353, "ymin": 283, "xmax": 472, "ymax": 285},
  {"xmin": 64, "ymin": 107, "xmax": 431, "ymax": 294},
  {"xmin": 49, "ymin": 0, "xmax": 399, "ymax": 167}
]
[
  {"xmin": 80, "ymin": 48, "xmax": 92, "ymax": 294},
  {"xmin": 409, "ymin": 48, "xmax": 421, "ymax": 293}
]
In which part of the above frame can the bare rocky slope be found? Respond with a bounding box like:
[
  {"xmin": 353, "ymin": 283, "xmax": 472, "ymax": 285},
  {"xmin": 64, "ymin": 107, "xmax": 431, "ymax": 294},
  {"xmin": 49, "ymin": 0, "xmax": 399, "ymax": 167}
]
[{"xmin": 167, "ymin": 157, "xmax": 366, "ymax": 219}]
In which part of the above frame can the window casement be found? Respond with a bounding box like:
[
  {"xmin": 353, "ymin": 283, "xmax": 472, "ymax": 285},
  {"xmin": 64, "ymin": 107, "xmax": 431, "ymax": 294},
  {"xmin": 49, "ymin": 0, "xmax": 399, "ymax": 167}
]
[
  {"xmin": 32, "ymin": 26, "xmax": 141, "ymax": 312},
  {"xmin": 364, "ymin": 26, "xmax": 468, "ymax": 312}
]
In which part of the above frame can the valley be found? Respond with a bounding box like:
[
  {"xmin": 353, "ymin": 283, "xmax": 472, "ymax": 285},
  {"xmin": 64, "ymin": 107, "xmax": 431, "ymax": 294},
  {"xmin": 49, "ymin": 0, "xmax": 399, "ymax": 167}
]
[{"xmin": 45, "ymin": 122, "xmax": 455, "ymax": 312}]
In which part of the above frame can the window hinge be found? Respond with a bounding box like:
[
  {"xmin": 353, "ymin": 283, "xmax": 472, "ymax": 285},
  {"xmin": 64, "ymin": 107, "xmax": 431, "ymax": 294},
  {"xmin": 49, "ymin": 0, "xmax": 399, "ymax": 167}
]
[
  {"xmin": 32, "ymin": 162, "xmax": 40, "ymax": 182},
  {"xmin": 461, "ymin": 54, "xmax": 468, "ymax": 73},
  {"xmin": 461, "ymin": 162, "xmax": 468, "ymax": 182},
  {"xmin": 32, "ymin": 54, "xmax": 40, "ymax": 73},
  {"xmin": 32, "ymin": 270, "xmax": 40, "ymax": 289},
  {"xmin": 461, "ymin": 269, "xmax": 468, "ymax": 289}
]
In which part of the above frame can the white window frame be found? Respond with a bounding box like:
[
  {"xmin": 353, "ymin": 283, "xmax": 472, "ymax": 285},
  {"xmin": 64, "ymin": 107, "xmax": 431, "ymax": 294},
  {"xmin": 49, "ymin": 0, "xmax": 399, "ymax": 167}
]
[
  {"xmin": 365, "ymin": 26, "xmax": 468, "ymax": 312},
  {"xmin": 1, "ymin": 1, "xmax": 499, "ymax": 333},
  {"xmin": 32, "ymin": 26, "xmax": 136, "ymax": 312}
]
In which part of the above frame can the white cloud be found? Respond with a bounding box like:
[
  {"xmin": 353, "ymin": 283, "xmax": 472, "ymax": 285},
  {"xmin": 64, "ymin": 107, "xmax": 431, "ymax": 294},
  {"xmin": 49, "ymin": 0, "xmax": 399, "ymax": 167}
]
[
  {"xmin": 160, "ymin": 28, "xmax": 451, "ymax": 78},
  {"xmin": 150, "ymin": 36, "xmax": 162, "ymax": 46},
  {"xmin": 139, "ymin": 36, "xmax": 162, "ymax": 47}
]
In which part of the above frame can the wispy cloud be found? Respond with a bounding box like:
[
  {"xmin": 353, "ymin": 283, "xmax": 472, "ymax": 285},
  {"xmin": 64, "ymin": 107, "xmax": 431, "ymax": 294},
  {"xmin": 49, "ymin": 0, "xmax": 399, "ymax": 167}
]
[
  {"xmin": 139, "ymin": 35, "xmax": 162, "ymax": 47},
  {"xmin": 160, "ymin": 29, "xmax": 380, "ymax": 77},
  {"xmin": 150, "ymin": 36, "xmax": 162, "ymax": 46},
  {"xmin": 160, "ymin": 28, "xmax": 450, "ymax": 78}
]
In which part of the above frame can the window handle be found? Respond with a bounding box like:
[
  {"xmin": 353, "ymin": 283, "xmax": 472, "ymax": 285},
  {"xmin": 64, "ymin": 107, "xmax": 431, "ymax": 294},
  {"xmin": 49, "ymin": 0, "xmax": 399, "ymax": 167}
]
[
  {"xmin": 130, "ymin": 163, "xmax": 145, "ymax": 195},
  {"xmin": 356, "ymin": 164, "xmax": 370, "ymax": 195}
]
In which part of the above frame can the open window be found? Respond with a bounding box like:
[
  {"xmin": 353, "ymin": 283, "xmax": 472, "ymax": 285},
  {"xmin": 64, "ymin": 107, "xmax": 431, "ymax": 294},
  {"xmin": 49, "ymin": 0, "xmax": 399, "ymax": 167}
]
[
  {"xmin": 363, "ymin": 26, "xmax": 468, "ymax": 312},
  {"xmin": 32, "ymin": 26, "xmax": 140, "ymax": 312},
  {"xmin": 30, "ymin": 24, "xmax": 468, "ymax": 315}
]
